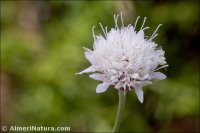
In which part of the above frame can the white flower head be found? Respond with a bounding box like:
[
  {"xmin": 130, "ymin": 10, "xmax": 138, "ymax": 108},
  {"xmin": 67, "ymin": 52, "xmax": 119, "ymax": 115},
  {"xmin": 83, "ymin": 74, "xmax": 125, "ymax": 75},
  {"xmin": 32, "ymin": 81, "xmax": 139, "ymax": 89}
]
[{"xmin": 78, "ymin": 12, "xmax": 168, "ymax": 103}]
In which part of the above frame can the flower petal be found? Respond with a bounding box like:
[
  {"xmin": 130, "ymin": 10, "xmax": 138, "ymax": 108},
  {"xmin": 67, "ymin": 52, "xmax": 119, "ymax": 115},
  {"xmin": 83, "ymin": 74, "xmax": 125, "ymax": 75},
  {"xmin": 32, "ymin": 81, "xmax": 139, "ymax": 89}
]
[
  {"xmin": 76, "ymin": 66, "xmax": 93, "ymax": 74},
  {"xmin": 89, "ymin": 73, "xmax": 104, "ymax": 81},
  {"xmin": 137, "ymin": 30, "xmax": 144, "ymax": 40},
  {"xmin": 139, "ymin": 74, "xmax": 149, "ymax": 80},
  {"xmin": 96, "ymin": 82, "xmax": 110, "ymax": 93},
  {"xmin": 134, "ymin": 87, "xmax": 144, "ymax": 103},
  {"xmin": 131, "ymin": 73, "xmax": 139, "ymax": 79},
  {"xmin": 150, "ymin": 72, "xmax": 166, "ymax": 80},
  {"xmin": 110, "ymin": 76, "xmax": 118, "ymax": 83},
  {"xmin": 85, "ymin": 51, "xmax": 93, "ymax": 63},
  {"xmin": 140, "ymin": 66, "xmax": 151, "ymax": 75},
  {"xmin": 139, "ymin": 81, "xmax": 152, "ymax": 87}
]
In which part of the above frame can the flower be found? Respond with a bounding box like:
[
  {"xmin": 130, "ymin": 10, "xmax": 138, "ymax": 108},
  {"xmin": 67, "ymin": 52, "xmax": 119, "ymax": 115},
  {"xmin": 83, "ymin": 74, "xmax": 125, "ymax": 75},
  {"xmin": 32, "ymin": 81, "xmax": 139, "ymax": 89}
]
[{"xmin": 77, "ymin": 13, "xmax": 168, "ymax": 103}]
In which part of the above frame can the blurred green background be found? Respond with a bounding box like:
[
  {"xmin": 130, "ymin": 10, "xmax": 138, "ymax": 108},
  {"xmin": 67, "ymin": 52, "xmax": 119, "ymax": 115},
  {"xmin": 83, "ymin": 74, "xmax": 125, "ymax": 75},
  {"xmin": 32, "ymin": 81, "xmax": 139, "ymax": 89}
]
[{"xmin": 1, "ymin": 0, "xmax": 199, "ymax": 132}]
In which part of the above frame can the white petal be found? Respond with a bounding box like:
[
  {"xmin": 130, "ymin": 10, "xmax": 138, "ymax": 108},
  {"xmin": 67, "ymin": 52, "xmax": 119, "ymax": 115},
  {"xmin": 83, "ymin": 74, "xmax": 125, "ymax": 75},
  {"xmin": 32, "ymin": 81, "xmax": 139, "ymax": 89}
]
[
  {"xmin": 85, "ymin": 51, "xmax": 93, "ymax": 63},
  {"xmin": 150, "ymin": 72, "xmax": 166, "ymax": 80},
  {"xmin": 112, "ymin": 61, "xmax": 123, "ymax": 70},
  {"xmin": 83, "ymin": 47, "xmax": 92, "ymax": 52},
  {"xmin": 139, "ymin": 81, "xmax": 152, "ymax": 87},
  {"xmin": 134, "ymin": 87, "xmax": 144, "ymax": 103},
  {"xmin": 96, "ymin": 82, "xmax": 110, "ymax": 93},
  {"xmin": 76, "ymin": 66, "xmax": 93, "ymax": 74},
  {"xmin": 137, "ymin": 30, "xmax": 144, "ymax": 40},
  {"xmin": 131, "ymin": 73, "xmax": 139, "ymax": 79},
  {"xmin": 110, "ymin": 76, "xmax": 118, "ymax": 83},
  {"xmin": 139, "ymin": 74, "xmax": 149, "ymax": 80},
  {"xmin": 89, "ymin": 73, "xmax": 104, "ymax": 81},
  {"xmin": 140, "ymin": 66, "xmax": 151, "ymax": 75}
]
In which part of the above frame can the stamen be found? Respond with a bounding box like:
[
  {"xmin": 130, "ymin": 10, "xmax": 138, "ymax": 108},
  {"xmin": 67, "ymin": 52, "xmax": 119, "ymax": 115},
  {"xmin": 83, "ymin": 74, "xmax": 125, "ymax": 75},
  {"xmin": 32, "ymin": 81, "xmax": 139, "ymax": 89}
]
[
  {"xmin": 154, "ymin": 64, "xmax": 169, "ymax": 71},
  {"xmin": 99, "ymin": 23, "xmax": 106, "ymax": 37},
  {"xmin": 123, "ymin": 83, "xmax": 126, "ymax": 91},
  {"xmin": 150, "ymin": 33, "xmax": 158, "ymax": 41},
  {"xmin": 92, "ymin": 26, "xmax": 96, "ymax": 40},
  {"xmin": 105, "ymin": 26, "xmax": 108, "ymax": 36},
  {"xmin": 83, "ymin": 47, "xmax": 92, "ymax": 53},
  {"xmin": 140, "ymin": 17, "xmax": 147, "ymax": 30},
  {"xmin": 114, "ymin": 14, "xmax": 116, "ymax": 21},
  {"xmin": 150, "ymin": 24, "xmax": 162, "ymax": 40},
  {"xmin": 142, "ymin": 27, "xmax": 150, "ymax": 31},
  {"xmin": 114, "ymin": 14, "xmax": 116, "ymax": 24},
  {"xmin": 155, "ymin": 46, "xmax": 162, "ymax": 50},
  {"xmin": 134, "ymin": 16, "xmax": 140, "ymax": 30},
  {"xmin": 128, "ymin": 84, "xmax": 131, "ymax": 90},
  {"xmin": 114, "ymin": 14, "xmax": 119, "ymax": 29},
  {"xmin": 127, "ymin": 24, "xmax": 131, "ymax": 28},
  {"xmin": 120, "ymin": 12, "xmax": 124, "ymax": 27}
]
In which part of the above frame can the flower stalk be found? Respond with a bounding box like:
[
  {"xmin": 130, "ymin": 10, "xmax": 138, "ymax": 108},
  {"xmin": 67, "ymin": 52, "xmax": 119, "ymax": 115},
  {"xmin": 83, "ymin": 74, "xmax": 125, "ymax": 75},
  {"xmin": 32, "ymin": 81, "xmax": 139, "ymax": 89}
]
[{"xmin": 112, "ymin": 89, "xmax": 126, "ymax": 132}]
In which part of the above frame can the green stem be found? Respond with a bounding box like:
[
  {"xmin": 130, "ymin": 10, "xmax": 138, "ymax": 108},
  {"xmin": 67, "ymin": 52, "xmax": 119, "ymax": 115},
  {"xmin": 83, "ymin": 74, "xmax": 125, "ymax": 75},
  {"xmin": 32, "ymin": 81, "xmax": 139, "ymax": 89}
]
[{"xmin": 112, "ymin": 89, "xmax": 126, "ymax": 132}]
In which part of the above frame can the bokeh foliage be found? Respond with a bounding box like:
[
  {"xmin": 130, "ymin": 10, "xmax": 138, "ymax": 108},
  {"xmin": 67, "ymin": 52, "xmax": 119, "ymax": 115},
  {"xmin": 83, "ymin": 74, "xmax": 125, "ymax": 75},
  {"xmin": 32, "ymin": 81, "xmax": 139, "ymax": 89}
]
[{"xmin": 1, "ymin": 1, "xmax": 199, "ymax": 132}]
